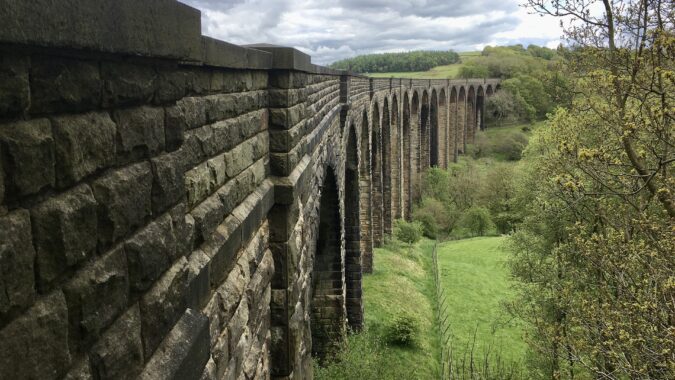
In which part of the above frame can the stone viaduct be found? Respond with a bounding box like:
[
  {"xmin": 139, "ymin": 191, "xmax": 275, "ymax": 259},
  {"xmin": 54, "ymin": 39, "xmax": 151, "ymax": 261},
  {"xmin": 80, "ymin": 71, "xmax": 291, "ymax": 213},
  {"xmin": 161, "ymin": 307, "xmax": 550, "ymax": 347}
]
[{"xmin": 0, "ymin": 1, "xmax": 498, "ymax": 379}]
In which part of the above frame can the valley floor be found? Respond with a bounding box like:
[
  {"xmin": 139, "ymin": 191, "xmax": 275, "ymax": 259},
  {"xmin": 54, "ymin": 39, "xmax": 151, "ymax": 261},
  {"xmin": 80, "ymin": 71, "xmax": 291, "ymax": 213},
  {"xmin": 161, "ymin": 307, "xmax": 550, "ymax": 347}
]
[{"xmin": 315, "ymin": 236, "xmax": 527, "ymax": 379}]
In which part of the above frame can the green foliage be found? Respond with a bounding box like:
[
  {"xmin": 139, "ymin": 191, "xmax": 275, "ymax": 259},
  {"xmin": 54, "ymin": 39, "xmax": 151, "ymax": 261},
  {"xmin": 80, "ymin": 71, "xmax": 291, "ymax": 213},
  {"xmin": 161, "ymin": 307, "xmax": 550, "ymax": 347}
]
[
  {"xmin": 384, "ymin": 314, "xmax": 420, "ymax": 346},
  {"xmin": 492, "ymin": 131, "xmax": 529, "ymax": 161},
  {"xmin": 460, "ymin": 44, "xmax": 569, "ymax": 124},
  {"xmin": 412, "ymin": 197, "xmax": 456, "ymax": 239},
  {"xmin": 313, "ymin": 329, "xmax": 418, "ymax": 380},
  {"xmin": 485, "ymin": 91, "xmax": 519, "ymax": 125},
  {"xmin": 393, "ymin": 219, "xmax": 423, "ymax": 246},
  {"xmin": 458, "ymin": 206, "xmax": 495, "ymax": 237},
  {"xmin": 329, "ymin": 50, "xmax": 459, "ymax": 73},
  {"xmin": 506, "ymin": 3, "xmax": 675, "ymax": 374}
]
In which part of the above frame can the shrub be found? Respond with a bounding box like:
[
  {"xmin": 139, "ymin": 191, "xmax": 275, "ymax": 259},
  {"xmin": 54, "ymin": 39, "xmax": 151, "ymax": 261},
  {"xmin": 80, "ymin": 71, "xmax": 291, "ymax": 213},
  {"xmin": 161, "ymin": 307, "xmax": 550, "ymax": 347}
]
[
  {"xmin": 393, "ymin": 219, "xmax": 423, "ymax": 246},
  {"xmin": 493, "ymin": 132, "xmax": 529, "ymax": 161},
  {"xmin": 412, "ymin": 197, "xmax": 453, "ymax": 239},
  {"xmin": 458, "ymin": 206, "xmax": 495, "ymax": 236},
  {"xmin": 384, "ymin": 314, "xmax": 419, "ymax": 346}
]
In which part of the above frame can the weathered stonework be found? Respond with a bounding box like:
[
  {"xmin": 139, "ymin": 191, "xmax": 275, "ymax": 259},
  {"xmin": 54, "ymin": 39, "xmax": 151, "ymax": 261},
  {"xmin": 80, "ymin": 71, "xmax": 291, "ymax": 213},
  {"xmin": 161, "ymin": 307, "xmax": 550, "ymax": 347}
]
[{"xmin": 0, "ymin": 1, "xmax": 498, "ymax": 379}]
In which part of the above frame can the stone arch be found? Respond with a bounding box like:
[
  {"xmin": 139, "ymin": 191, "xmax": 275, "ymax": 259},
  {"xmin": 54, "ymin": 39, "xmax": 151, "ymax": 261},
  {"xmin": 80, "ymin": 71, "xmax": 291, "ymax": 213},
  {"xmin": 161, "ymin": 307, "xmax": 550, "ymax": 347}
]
[
  {"xmin": 486, "ymin": 84, "xmax": 494, "ymax": 97},
  {"xmin": 420, "ymin": 90, "xmax": 430, "ymax": 170},
  {"xmin": 344, "ymin": 124, "xmax": 362, "ymax": 331},
  {"xmin": 310, "ymin": 165, "xmax": 345, "ymax": 360},
  {"xmin": 439, "ymin": 88, "xmax": 448, "ymax": 168},
  {"xmin": 430, "ymin": 89, "xmax": 439, "ymax": 167},
  {"xmin": 449, "ymin": 87, "xmax": 458, "ymax": 162},
  {"xmin": 467, "ymin": 86, "xmax": 476, "ymax": 144},
  {"xmin": 370, "ymin": 101, "xmax": 383, "ymax": 249},
  {"xmin": 359, "ymin": 109, "xmax": 373, "ymax": 274},
  {"xmin": 402, "ymin": 93, "xmax": 412, "ymax": 220},
  {"xmin": 391, "ymin": 94, "xmax": 402, "ymax": 220},
  {"xmin": 476, "ymin": 86, "xmax": 485, "ymax": 131},
  {"xmin": 381, "ymin": 98, "xmax": 392, "ymax": 236},
  {"xmin": 457, "ymin": 86, "xmax": 467, "ymax": 154}
]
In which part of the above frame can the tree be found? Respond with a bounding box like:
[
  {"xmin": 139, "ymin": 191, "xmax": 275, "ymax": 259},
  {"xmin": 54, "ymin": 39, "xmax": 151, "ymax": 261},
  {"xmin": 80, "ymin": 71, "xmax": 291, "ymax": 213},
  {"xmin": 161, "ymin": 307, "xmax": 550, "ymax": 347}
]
[
  {"xmin": 510, "ymin": 1, "xmax": 675, "ymax": 378},
  {"xmin": 393, "ymin": 219, "xmax": 423, "ymax": 250},
  {"xmin": 458, "ymin": 207, "xmax": 495, "ymax": 236}
]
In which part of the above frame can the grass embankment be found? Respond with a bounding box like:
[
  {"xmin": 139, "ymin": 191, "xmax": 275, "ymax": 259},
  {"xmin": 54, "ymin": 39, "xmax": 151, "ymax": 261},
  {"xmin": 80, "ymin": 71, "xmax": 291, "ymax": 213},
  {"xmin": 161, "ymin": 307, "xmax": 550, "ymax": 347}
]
[
  {"xmin": 368, "ymin": 51, "xmax": 480, "ymax": 79},
  {"xmin": 437, "ymin": 237, "xmax": 527, "ymax": 370},
  {"xmin": 314, "ymin": 239, "xmax": 441, "ymax": 379}
]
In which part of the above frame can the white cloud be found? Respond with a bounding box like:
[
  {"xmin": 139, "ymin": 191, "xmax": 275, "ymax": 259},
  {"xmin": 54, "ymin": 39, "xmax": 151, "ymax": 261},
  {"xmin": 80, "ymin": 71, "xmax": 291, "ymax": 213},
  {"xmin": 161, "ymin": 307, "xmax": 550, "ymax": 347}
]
[{"xmin": 180, "ymin": 0, "xmax": 565, "ymax": 64}]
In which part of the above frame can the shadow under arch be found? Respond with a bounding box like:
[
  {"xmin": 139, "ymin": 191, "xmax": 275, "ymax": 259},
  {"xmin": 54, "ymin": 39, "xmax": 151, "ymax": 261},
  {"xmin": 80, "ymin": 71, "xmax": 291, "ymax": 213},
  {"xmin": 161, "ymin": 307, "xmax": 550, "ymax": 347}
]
[{"xmin": 310, "ymin": 166, "xmax": 345, "ymax": 361}]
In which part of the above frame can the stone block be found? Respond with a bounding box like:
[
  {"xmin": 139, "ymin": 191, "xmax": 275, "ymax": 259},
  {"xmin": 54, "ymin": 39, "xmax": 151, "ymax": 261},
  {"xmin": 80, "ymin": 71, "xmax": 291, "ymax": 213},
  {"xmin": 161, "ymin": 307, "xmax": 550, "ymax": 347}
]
[
  {"xmin": 206, "ymin": 216, "xmax": 242, "ymax": 287},
  {"xmin": 51, "ymin": 111, "xmax": 116, "ymax": 187},
  {"xmin": 170, "ymin": 203, "xmax": 195, "ymax": 259},
  {"xmin": 140, "ymin": 257, "xmax": 189, "ymax": 358},
  {"xmin": 92, "ymin": 162, "xmax": 152, "ymax": 247},
  {"xmin": 0, "ymin": 209, "xmax": 36, "ymax": 319},
  {"xmin": 0, "ymin": 145, "xmax": 4, "ymax": 206},
  {"xmin": 185, "ymin": 162, "xmax": 213, "ymax": 208},
  {"xmin": 212, "ymin": 330, "xmax": 229, "ymax": 379},
  {"xmin": 164, "ymin": 105, "xmax": 186, "ymax": 152},
  {"xmin": 155, "ymin": 67, "xmax": 190, "ymax": 104},
  {"xmin": 200, "ymin": 357, "xmax": 217, "ymax": 380},
  {"xmin": 63, "ymin": 357, "xmax": 93, "ymax": 380},
  {"xmin": 124, "ymin": 213, "xmax": 176, "ymax": 293},
  {"xmin": 138, "ymin": 309, "xmax": 210, "ymax": 380},
  {"xmin": 63, "ymin": 246, "xmax": 128, "ymax": 352},
  {"xmin": 32, "ymin": 184, "xmax": 98, "ymax": 290},
  {"xmin": 0, "ymin": 53, "xmax": 29, "ymax": 116},
  {"xmin": 150, "ymin": 152, "xmax": 185, "ymax": 215},
  {"xmin": 0, "ymin": 118, "xmax": 54, "ymax": 197},
  {"xmin": 246, "ymin": 250, "xmax": 274, "ymax": 315},
  {"xmin": 30, "ymin": 56, "xmax": 101, "ymax": 114},
  {"xmin": 0, "ymin": 291, "xmax": 71, "ymax": 380},
  {"xmin": 227, "ymin": 296, "xmax": 249, "ymax": 354},
  {"xmin": 186, "ymin": 249, "xmax": 210, "ymax": 310},
  {"xmin": 112, "ymin": 106, "xmax": 165, "ymax": 164},
  {"xmin": 90, "ymin": 304, "xmax": 144, "ymax": 380},
  {"xmin": 101, "ymin": 60, "xmax": 156, "ymax": 107},
  {"xmin": 191, "ymin": 194, "xmax": 226, "ymax": 244},
  {"xmin": 177, "ymin": 97, "xmax": 207, "ymax": 130}
]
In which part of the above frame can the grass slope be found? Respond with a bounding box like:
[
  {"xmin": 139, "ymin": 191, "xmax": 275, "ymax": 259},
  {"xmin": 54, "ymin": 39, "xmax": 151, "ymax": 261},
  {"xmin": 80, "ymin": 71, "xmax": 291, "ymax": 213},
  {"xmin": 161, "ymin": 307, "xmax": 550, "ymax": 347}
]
[
  {"xmin": 436, "ymin": 237, "xmax": 527, "ymax": 366},
  {"xmin": 315, "ymin": 239, "xmax": 441, "ymax": 379},
  {"xmin": 368, "ymin": 51, "xmax": 480, "ymax": 79}
]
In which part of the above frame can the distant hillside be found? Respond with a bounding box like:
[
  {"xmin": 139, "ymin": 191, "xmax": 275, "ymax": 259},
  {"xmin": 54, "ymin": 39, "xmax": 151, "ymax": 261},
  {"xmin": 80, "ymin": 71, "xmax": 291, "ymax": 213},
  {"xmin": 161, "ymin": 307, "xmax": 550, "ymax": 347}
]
[{"xmin": 329, "ymin": 50, "xmax": 460, "ymax": 73}]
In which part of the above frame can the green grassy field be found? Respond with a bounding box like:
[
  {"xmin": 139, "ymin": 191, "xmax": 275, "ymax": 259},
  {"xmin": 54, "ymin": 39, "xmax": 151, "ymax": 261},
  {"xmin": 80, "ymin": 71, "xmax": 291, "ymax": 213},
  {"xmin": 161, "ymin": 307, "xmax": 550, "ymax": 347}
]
[
  {"xmin": 314, "ymin": 239, "xmax": 441, "ymax": 379},
  {"xmin": 368, "ymin": 51, "xmax": 480, "ymax": 79},
  {"xmin": 436, "ymin": 237, "xmax": 527, "ymax": 367}
]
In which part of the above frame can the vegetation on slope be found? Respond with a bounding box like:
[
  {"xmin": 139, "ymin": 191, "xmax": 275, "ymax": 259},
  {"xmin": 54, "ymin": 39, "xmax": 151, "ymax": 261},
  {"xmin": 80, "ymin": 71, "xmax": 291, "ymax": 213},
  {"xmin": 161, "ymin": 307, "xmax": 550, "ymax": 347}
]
[
  {"xmin": 314, "ymin": 239, "xmax": 440, "ymax": 379},
  {"xmin": 504, "ymin": 1, "xmax": 675, "ymax": 378},
  {"xmin": 329, "ymin": 50, "xmax": 460, "ymax": 73}
]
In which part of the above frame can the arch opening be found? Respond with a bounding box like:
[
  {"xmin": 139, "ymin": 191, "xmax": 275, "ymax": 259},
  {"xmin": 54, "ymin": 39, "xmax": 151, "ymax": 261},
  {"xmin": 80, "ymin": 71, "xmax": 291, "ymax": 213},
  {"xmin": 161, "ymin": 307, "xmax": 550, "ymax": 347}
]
[
  {"xmin": 430, "ymin": 90, "xmax": 439, "ymax": 167},
  {"xmin": 420, "ymin": 91, "xmax": 430, "ymax": 170},
  {"xmin": 381, "ymin": 99, "xmax": 392, "ymax": 235},
  {"xmin": 371, "ymin": 102, "xmax": 383, "ymax": 249},
  {"xmin": 359, "ymin": 110, "xmax": 373, "ymax": 273},
  {"xmin": 310, "ymin": 166, "xmax": 345, "ymax": 360},
  {"xmin": 344, "ymin": 125, "xmax": 362, "ymax": 331},
  {"xmin": 403, "ymin": 93, "xmax": 413, "ymax": 219}
]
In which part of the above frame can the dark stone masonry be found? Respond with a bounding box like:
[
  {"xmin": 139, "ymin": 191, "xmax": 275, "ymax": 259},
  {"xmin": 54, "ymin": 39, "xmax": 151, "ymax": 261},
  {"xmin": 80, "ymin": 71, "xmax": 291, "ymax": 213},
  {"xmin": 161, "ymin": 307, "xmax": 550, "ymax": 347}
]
[{"xmin": 0, "ymin": 1, "xmax": 498, "ymax": 379}]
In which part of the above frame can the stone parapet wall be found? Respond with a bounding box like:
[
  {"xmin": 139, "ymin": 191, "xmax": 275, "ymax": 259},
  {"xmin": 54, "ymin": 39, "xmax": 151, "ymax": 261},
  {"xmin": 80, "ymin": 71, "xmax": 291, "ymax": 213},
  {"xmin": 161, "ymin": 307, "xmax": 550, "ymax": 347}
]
[{"xmin": 0, "ymin": 1, "xmax": 499, "ymax": 379}]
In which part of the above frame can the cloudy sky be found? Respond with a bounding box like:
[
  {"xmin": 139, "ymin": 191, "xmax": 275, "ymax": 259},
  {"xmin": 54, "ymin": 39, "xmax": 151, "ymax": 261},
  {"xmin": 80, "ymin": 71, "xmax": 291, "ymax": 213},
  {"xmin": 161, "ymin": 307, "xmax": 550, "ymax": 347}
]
[{"xmin": 179, "ymin": 0, "xmax": 564, "ymax": 65}]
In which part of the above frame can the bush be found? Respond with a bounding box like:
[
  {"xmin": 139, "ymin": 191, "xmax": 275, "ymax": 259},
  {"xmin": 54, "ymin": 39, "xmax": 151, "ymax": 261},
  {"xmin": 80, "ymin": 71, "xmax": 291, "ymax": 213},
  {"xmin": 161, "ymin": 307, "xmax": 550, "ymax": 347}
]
[
  {"xmin": 313, "ymin": 328, "xmax": 417, "ymax": 379},
  {"xmin": 384, "ymin": 314, "xmax": 419, "ymax": 346},
  {"xmin": 493, "ymin": 132, "xmax": 529, "ymax": 161},
  {"xmin": 393, "ymin": 219, "xmax": 423, "ymax": 246},
  {"xmin": 412, "ymin": 197, "xmax": 454, "ymax": 239},
  {"xmin": 458, "ymin": 207, "xmax": 495, "ymax": 236}
]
